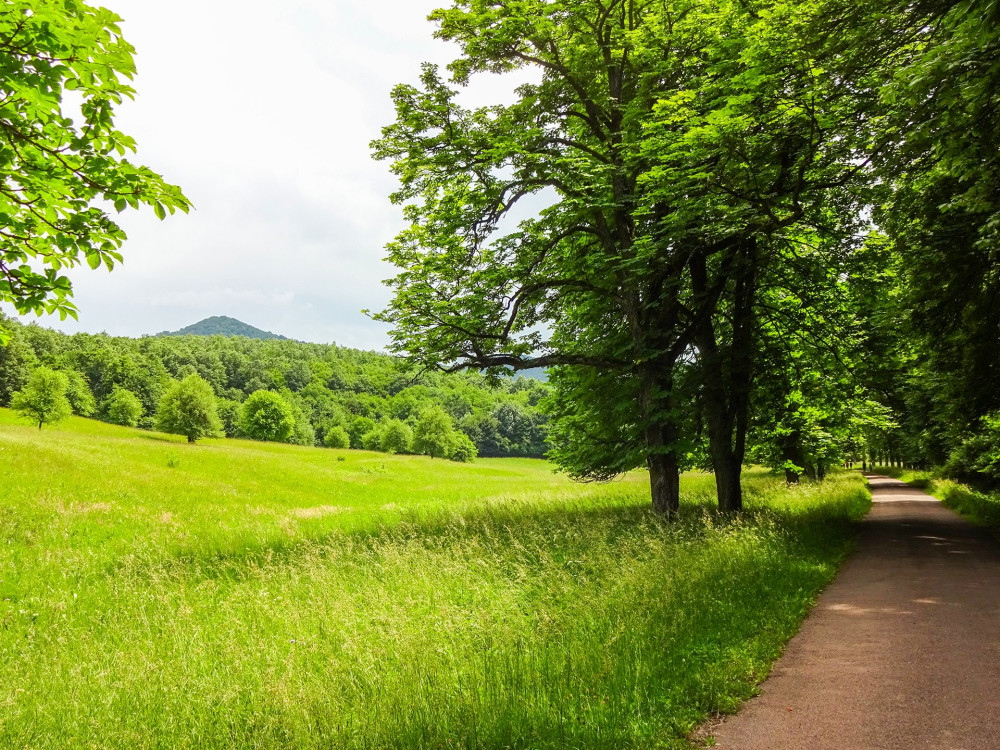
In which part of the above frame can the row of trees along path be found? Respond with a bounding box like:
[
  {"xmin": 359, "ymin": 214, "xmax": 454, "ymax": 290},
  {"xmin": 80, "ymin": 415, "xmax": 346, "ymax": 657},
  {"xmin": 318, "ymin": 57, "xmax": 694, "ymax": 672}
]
[
  {"xmin": 371, "ymin": 0, "xmax": 998, "ymax": 515},
  {"xmin": 702, "ymin": 476, "xmax": 1000, "ymax": 750}
]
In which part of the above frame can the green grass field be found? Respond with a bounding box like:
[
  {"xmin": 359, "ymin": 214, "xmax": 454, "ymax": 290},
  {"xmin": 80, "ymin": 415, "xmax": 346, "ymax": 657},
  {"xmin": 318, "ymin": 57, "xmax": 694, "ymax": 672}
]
[{"xmin": 0, "ymin": 410, "xmax": 870, "ymax": 749}]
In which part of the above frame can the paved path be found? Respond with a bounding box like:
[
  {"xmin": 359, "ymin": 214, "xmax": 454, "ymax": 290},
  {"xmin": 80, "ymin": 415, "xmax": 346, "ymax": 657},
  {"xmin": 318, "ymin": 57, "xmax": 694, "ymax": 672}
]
[{"xmin": 707, "ymin": 475, "xmax": 1000, "ymax": 750}]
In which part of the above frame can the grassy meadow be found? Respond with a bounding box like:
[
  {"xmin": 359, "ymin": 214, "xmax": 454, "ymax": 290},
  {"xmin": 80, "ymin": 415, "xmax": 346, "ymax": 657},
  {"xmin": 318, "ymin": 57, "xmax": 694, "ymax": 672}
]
[{"xmin": 0, "ymin": 409, "xmax": 870, "ymax": 749}]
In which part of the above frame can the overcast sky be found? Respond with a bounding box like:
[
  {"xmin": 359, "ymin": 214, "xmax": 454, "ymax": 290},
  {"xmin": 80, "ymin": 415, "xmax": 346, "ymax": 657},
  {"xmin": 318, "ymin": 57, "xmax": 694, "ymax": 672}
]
[{"xmin": 13, "ymin": 0, "xmax": 520, "ymax": 349}]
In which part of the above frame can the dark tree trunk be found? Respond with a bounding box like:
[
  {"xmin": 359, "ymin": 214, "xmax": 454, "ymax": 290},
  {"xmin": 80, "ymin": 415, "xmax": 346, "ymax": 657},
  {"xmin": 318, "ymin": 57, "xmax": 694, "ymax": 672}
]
[
  {"xmin": 690, "ymin": 240, "xmax": 758, "ymax": 513},
  {"xmin": 648, "ymin": 449, "xmax": 680, "ymax": 515},
  {"xmin": 639, "ymin": 364, "xmax": 680, "ymax": 515},
  {"xmin": 714, "ymin": 448, "xmax": 744, "ymax": 512},
  {"xmin": 781, "ymin": 429, "xmax": 804, "ymax": 484},
  {"xmin": 188, "ymin": 435, "xmax": 196, "ymax": 444}
]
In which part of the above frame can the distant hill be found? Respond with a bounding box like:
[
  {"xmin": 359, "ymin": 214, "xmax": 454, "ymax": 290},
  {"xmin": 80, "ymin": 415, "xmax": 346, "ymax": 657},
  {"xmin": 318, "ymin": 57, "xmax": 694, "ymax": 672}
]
[
  {"xmin": 157, "ymin": 316, "xmax": 287, "ymax": 340},
  {"xmin": 517, "ymin": 367, "xmax": 549, "ymax": 382}
]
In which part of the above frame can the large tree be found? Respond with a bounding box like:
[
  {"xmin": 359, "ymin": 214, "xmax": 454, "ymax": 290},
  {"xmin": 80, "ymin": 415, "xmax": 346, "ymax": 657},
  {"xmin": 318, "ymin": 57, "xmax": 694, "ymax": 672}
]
[
  {"xmin": 0, "ymin": 0, "xmax": 189, "ymax": 339},
  {"xmin": 155, "ymin": 374, "xmax": 223, "ymax": 443},
  {"xmin": 373, "ymin": 0, "xmax": 899, "ymax": 511}
]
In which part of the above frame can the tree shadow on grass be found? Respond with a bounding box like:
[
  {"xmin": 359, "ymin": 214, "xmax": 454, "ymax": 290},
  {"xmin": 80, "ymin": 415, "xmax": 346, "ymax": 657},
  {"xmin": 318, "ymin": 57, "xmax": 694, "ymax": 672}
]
[
  {"xmin": 135, "ymin": 432, "xmax": 187, "ymax": 444},
  {"xmin": 115, "ymin": 478, "xmax": 864, "ymax": 587}
]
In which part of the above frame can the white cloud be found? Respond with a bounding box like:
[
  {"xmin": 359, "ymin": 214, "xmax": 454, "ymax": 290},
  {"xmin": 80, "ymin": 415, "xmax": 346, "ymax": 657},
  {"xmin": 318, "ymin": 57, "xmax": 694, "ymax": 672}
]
[
  {"xmin": 16, "ymin": 0, "xmax": 537, "ymax": 350},
  {"xmin": 147, "ymin": 288, "xmax": 296, "ymax": 309}
]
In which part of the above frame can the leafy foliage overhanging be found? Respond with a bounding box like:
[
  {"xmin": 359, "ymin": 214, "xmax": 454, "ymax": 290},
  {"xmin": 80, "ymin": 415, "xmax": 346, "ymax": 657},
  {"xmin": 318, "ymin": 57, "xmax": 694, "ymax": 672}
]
[{"xmin": 0, "ymin": 0, "xmax": 190, "ymax": 341}]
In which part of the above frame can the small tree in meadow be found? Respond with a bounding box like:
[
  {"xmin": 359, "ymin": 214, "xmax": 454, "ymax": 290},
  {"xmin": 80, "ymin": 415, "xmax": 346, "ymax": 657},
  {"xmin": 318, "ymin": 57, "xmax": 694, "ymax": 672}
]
[
  {"xmin": 380, "ymin": 419, "xmax": 413, "ymax": 454},
  {"xmin": 11, "ymin": 367, "xmax": 71, "ymax": 429},
  {"xmin": 156, "ymin": 374, "xmax": 223, "ymax": 443},
  {"xmin": 413, "ymin": 405, "xmax": 456, "ymax": 459},
  {"xmin": 323, "ymin": 425, "xmax": 350, "ymax": 449},
  {"xmin": 102, "ymin": 386, "xmax": 144, "ymax": 427},
  {"xmin": 239, "ymin": 390, "xmax": 295, "ymax": 442}
]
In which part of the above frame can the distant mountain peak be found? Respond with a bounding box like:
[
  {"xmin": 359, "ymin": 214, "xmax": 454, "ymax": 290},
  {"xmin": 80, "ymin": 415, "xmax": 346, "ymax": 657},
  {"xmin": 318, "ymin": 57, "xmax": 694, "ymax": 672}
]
[{"xmin": 157, "ymin": 316, "xmax": 288, "ymax": 340}]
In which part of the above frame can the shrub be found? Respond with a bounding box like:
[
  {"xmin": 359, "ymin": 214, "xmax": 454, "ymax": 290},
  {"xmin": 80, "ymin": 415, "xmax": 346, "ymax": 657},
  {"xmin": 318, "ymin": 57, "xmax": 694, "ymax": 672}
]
[
  {"xmin": 239, "ymin": 390, "xmax": 296, "ymax": 442},
  {"xmin": 348, "ymin": 416, "xmax": 376, "ymax": 449},
  {"xmin": 290, "ymin": 416, "xmax": 316, "ymax": 446},
  {"xmin": 323, "ymin": 425, "xmax": 350, "ymax": 449},
  {"xmin": 448, "ymin": 431, "xmax": 478, "ymax": 462},
  {"xmin": 102, "ymin": 386, "xmax": 144, "ymax": 427},
  {"xmin": 361, "ymin": 428, "xmax": 383, "ymax": 451}
]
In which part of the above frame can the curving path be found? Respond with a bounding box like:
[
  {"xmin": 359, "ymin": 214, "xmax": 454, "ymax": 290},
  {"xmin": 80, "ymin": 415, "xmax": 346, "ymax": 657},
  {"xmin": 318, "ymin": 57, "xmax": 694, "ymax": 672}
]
[{"xmin": 706, "ymin": 475, "xmax": 1000, "ymax": 750}]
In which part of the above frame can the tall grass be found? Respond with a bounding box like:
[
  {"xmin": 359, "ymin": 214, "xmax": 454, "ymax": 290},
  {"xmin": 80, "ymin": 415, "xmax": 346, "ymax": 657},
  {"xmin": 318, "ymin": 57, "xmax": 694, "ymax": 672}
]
[{"xmin": 0, "ymin": 411, "xmax": 869, "ymax": 749}]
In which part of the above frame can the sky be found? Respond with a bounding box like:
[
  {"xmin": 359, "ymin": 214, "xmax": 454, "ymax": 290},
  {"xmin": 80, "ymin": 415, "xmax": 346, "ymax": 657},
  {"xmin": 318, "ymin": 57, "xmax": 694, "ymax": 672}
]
[{"xmin": 13, "ymin": 0, "xmax": 523, "ymax": 349}]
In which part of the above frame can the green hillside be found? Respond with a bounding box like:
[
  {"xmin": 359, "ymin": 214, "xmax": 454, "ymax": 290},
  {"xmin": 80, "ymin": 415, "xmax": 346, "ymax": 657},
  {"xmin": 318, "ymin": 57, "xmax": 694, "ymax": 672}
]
[
  {"xmin": 157, "ymin": 315, "xmax": 288, "ymax": 340},
  {"xmin": 0, "ymin": 410, "xmax": 869, "ymax": 749},
  {"xmin": 0, "ymin": 313, "xmax": 550, "ymax": 458}
]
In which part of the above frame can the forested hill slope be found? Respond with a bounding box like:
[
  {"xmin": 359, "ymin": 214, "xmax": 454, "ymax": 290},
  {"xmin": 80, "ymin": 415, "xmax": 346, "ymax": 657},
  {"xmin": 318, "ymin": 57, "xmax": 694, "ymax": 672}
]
[
  {"xmin": 157, "ymin": 316, "xmax": 287, "ymax": 340},
  {"xmin": 0, "ymin": 314, "xmax": 550, "ymax": 458}
]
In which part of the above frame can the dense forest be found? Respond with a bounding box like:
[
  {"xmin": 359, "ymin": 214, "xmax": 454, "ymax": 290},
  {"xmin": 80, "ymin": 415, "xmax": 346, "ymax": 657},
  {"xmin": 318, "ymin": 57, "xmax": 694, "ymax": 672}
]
[{"xmin": 0, "ymin": 314, "xmax": 549, "ymax": 459}]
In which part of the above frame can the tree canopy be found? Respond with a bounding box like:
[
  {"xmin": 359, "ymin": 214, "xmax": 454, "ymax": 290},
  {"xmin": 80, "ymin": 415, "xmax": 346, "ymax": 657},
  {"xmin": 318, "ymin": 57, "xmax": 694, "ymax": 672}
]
[
  {"xmin": 156, "ymin": 374, "xmax": 223, "ymax": 443},
  {"xmin": 372, "ymin": 0, "xmax": 911, "ymax": 511},
  {"xmin": 10, "ymin": 365, "xmax": 70, "ymax": 428},
  {"xmin": 0, "ymin": 0, "xmax": 189, "ymax": 340}
]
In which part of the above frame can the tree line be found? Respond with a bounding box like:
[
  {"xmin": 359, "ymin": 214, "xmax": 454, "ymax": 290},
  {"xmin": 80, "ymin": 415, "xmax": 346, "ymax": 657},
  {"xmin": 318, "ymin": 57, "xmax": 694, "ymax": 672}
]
[
  {"xmin": 0, "ymin": 315, "xmax": 549, "ymax": 460},
  {"xmin": 371, "ymin": 0, "xmax": 1000, "ymax": 510}
]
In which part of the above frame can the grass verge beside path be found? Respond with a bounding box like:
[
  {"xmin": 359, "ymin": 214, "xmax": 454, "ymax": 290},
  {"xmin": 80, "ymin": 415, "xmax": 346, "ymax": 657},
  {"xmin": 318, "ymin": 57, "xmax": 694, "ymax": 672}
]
[
  {"xmin": 1, "ymin": 411, "xmax": 870, "ymax": 749},
  {"xmin": 871, "ymin": 465, "xmax": 1000, "ymax": 530}
]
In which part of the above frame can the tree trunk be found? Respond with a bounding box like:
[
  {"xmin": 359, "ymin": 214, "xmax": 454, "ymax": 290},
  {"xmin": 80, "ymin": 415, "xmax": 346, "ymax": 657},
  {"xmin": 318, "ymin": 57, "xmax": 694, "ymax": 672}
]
[
  {"xmin": 187, "ymin": 434, "xmax": 196, "ymax": 444},
  {"xmin": 700, "ymin": 387, "xmax": 744, "ymax": 511},
  {"xmin": 781, "ymin": 429, "xmax": 804, "ymax": 484},
  {"xmin": 639, "ymin": 364, "xmax": 680, "ymax": 515},
  {"xmin": 689, "ymin": 240, "xmax": 758, "ymax": 514},
  {"xmin": 648, "ymin": 450, "xmax": 680, "ymax": 515},
  {"xmin": 714, "ymin": 448, "xmax": 743, "ymax": 512}
]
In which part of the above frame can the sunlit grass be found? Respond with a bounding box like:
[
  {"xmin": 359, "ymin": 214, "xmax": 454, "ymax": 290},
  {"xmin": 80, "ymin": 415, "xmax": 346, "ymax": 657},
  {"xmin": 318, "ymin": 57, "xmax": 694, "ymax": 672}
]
[{"xmin": 0, "ymin": 410, "xmax": 869, "ymax": 749}]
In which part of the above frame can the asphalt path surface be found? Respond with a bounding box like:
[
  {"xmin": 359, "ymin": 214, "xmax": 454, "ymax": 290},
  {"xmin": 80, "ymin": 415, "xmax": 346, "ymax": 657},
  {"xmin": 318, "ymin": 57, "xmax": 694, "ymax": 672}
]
[{"xmin": 706, "ymin": 475, "xmax": 1000, "ymax": 750}]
